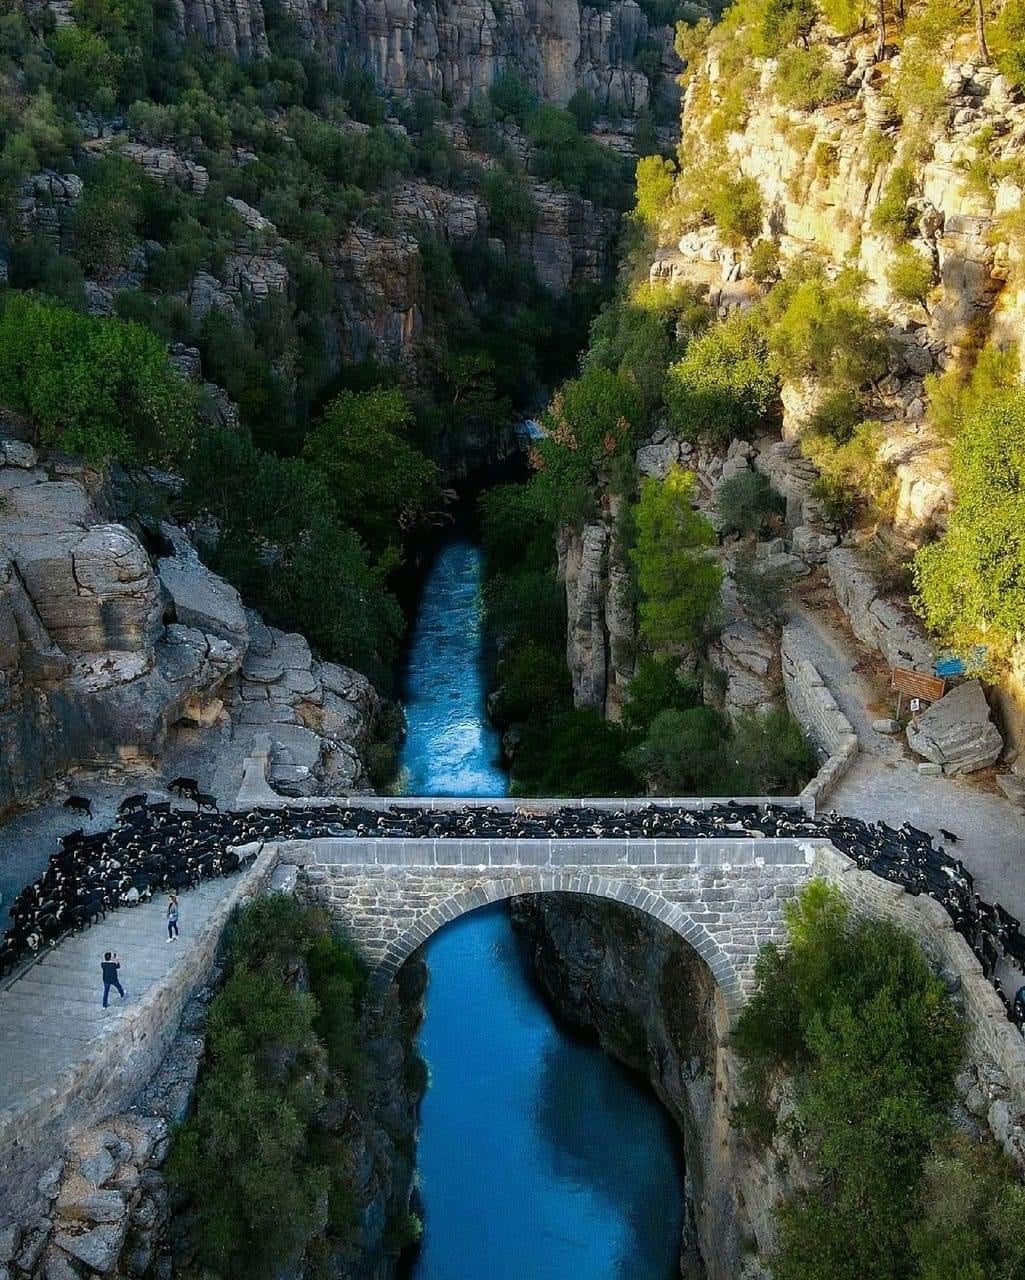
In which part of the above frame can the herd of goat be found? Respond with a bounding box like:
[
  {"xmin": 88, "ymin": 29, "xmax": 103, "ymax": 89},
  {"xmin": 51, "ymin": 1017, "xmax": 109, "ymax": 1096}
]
[{"xmin": 2, "ymin": 790, "xmax": 1025, "ymax": 1031}]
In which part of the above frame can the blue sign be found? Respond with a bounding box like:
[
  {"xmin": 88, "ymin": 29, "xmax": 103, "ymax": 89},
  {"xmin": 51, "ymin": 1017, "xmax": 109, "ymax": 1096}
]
[{"xmin": 934, "ymin": 657, "xmax": 964, "ymax": 677}]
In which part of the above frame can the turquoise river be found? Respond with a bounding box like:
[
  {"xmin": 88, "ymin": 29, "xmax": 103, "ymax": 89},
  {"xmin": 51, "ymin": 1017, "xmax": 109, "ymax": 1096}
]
[{"xmin": 398, "ymin": 536, "xmax": 686, "ymax": 1280}]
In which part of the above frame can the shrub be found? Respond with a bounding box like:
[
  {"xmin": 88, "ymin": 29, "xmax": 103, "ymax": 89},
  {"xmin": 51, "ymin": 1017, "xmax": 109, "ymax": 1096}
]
[
  {"xmin": 887, "ymin": 245, "xmax": 934, "ymax": 309},
  {"xmin": 803, "ymin": 387, "xmax": 864, "ymax": 442},
  {"xmin": 911, "ymin": 1132, "xmax": 1025, "ymax": 1275},
  {"xmin": 530, "ymin": 365, "xmax": 644, "ymax": 522},
  {"xmin": 491, "ymin": 639, "xmax": 571, "ymax": 725},
  {"xmin": 923, "ymin": 340, "xmax": 1020, "ymax": 441},
  {"xmin": 483, "ymin": 567, "xmax": 566, "ymax": 649},
  {"xmin": 630, "ymin": 466, "xmax": 722, "ymax": 649},
  {"xmin": 0, "ymin": 292, "xmax": 195, "ymax": 464},
  {"xmin": 666, "ymin": 309, "xmax": 776, "ymax": 442},
  {"xmin": 625, "ymin": 705, "xmax": 756, "ymax": 795},
  {"xmin": 479, "ymin": 167, "xmax": 537, "ymax": 235},
  {"xmin": 993, "ymin": 0, "xmax": 1025, "ymax": 88},
  {"xmin": 302, "ymin": 388, "xmax": 439, "ymax": 557},
  {"xmin": 766, "ymin": 260, "xmax": 887, "ymax": 391},
  {"xmin": 913, "ymin": 388, "xmax": 1025, "ymax": 661},
  {"xmin": 872, "ymin": 161, "xmax": 918, "ymax": 240},
  {"xmin": 733, "ymin": 547, "xmax": 790, "ymax": 620},
  {"xmin": 734, "ymin": 881, "xmax": 965, "ymax": 1280},
  {"xmin": 732, "ymin": 707, "xmax": 816, "ymax": 793},
  {"xmin": 512, "ymin": 709, "xmax": 640, "ymax": 796},
  {"xmin": 803, "ymin": 418, "xmax": 893, "ymax": 527},
  {"xmin": 621, "ymin": 655, "xmax": 702, "ymax": 735},
  {"xmin": 635, "ymin": 154, "xmax": 677, "ymax": 230},
  {"xmin": 715, "ymin": 469, "xmax": 785, "ymax": 537},
  {"xmin": 480, "ymin": 482, "xmax": 554, "ymax": 574},
  {"xmin": 707, "ymin": 172, "xmax": 764, "ymax": 247},
  {"xmin": 747, "ymin": 238, "xmax": 780, "ymax": 284},
  {"xmin": 773, "ymin": 47, "xmax": 844, "ymax": 112},
  {"xmin": 489, "ymin": 71, "xmax": 537, "ymax": 125}
]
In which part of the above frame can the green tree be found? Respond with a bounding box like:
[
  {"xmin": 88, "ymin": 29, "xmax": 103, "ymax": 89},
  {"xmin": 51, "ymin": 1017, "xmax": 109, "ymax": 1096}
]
[
  {"xmin": 715, "ymin": 469, "xmax": 785, "ymax": 536},
  {"xmin": 626, "ymin": 704, "xmax": 745, "ymax": 793},
  {"xmin": 666, "ymin": 308, "xmax": 776, "ymax": 442},
  {"xmin": 635, "ymin": 154, "xmax": 677, "ymax": 229},
  {"xmin": 630, "ymin": 466, "xmax": 722, "ymax": 648},
  {"xmin": 766, "ymin": 260, "xmax": 887, "ymax": 391},
  {"xmin": 0, "ymin": 292, "xmax": 195, "ymax": 464},
  {"xmin": 302, "ymin": 388, "xmax": 440, "ymax": 557},
  {"xmin": 512, "ymin": 709, "xmax": 640, "ymax": 796},
  {"xmin": 733, "ymin": 881, "xmax": 966, "ymax": 1280},
  {"xmin": 621, "ymin": 655, "xmax": 701, "ymax": 735},
  {"xmin": 887, "ymin": 245, "xmax": 935, "ymax": 309},
  {"xmin": 184, "ymin": 427, "xmax": 403, "ymax": 684},
  {"xmin": 531, "ymin": 365, "xmax": 644, "ymax": 522},
  {"xmin": 913, "ymin": 389, "xmax": 1025, "ymax": 661}
]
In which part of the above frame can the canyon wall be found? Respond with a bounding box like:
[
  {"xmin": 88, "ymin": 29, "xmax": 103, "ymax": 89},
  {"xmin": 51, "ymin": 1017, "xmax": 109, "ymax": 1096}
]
[
  {"xmin": 512, "ymin": 894, "xmax": 793, "ymax": 1280},
  {"xmin": 172, "ymin": 0, "xmax": 677, "ymax": 116},
  {"xmin": 0, "ymin": 426, "xmax": 381, "ymax": 816}
]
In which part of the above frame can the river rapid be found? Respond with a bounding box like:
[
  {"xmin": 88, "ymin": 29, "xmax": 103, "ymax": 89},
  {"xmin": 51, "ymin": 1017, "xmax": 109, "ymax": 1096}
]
[{"xmin": 398, "ymin": 536, "xmax": 685, "ymax": 1280}]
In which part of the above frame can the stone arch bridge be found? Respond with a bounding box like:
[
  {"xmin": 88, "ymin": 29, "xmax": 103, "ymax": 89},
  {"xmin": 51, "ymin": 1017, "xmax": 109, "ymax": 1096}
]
[{"xmin": 272, "ymin": 833, "xmax": 827, "ymax": 1012}]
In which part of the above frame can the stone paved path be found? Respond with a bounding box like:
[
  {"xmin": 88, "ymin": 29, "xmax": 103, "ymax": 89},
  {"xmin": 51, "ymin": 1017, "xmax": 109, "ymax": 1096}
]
[
  {"xmin": 790, "ymin": 604, "xmax": 1025, "ymax": 921},
  {"xmin": 0, "ymin": 877, "xmax": 234, "ymax": 1110}
]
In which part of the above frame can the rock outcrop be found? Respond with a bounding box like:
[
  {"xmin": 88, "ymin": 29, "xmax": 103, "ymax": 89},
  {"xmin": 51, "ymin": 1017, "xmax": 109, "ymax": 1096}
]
[
  {"xmin": 558, "ymin": 513, "xmax": 635, "ymax": 720},
  {"xmin": 906, "ymin": 678, "xmax": 1004, "ymax": 775},
  {"xmin": 0, "ymin": 434, "xmax": 380, "ymax": 815}
]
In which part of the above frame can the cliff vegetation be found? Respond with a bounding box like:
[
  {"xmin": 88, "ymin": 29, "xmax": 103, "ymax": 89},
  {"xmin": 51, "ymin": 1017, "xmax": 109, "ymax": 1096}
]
[{"xmin": 734, "ymin": 881, "xmax": 1025, "ymax": 1280}]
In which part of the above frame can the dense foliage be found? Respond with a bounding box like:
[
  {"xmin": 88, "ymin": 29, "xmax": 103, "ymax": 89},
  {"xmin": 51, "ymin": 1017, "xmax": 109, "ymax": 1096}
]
[
  {"xmin": 167, "ymin": 895, "xmax": 415, "ymax": 1280},
  {"xmin": 0, "ymin": 291, "xmax": 195, "ymax": 463},
  {"xmin": 733, "ymin": 881, "xmax": 1025, "ymax": 1280},
  {"xmin": 631, "ymin": 467, "xmax": 722, "ymax": 649},
  {"xmin": 914, "ymin": 387, "xmax": 1025, "ymax": 663}
]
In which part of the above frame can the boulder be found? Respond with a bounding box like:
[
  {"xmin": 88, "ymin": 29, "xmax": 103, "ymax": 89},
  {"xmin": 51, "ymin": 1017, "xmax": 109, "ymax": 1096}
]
[
  {"xmin": 54, "ymin": 1222, "xmax": 127, "ymax": 1274},
  {"xmin": 157, "ymin": 544, "xmax": 248, "ymax": 648},
  {"xmin": 906, "ymin": 680, "xmax": 1003, "ymax": 774}
]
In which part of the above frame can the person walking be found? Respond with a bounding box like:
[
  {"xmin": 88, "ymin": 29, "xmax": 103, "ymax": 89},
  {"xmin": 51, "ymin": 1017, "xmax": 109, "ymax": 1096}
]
[
  {"xmin": 101, "ymin": 952, "xmax": 125, "ymax": 1008},
  {"xmin": 167, "ymin": 894, "xmax": 179, "ymax": 942}
]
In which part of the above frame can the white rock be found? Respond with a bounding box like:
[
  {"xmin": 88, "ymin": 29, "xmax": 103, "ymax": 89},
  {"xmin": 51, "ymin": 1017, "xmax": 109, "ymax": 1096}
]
[{"xmin": 906, "ymin": 680, "xmax": 1003, "ymax": 774}]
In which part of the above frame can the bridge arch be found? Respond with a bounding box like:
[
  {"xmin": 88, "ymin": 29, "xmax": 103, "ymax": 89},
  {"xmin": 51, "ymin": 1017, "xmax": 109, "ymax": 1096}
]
[{"xmin": 372, "ymin": 873, "xmax": 745, "ymax": 1011}]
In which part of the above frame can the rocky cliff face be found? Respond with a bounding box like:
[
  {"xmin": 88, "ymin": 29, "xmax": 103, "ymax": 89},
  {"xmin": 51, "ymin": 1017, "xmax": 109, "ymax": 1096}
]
[
  {"xmin": 171, "ymin": 0, "xmax": 677, "ymax": 116},
  {"xmin": 558, "ymin": 507, "xmax": 636, "ymax": 719},
  {"xmin": 661, "ymin": 39, "xmax": 1025, "ymax": 539},
  {"xmin": 0, "ymin": 426, "xmax": 380, "ymax": 817},
  {"xmin": 512, "ymin": 895, "xmax": 797, "ymax": 1280}
]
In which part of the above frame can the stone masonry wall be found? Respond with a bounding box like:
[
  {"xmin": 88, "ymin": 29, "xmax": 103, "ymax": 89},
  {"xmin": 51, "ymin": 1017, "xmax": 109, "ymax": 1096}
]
[
  {"xmin": 279, "ymin": 836, "xmax": 823, "ymax": 1010},
  {"xmin": 781, "ymin": 624, "xmax": 860, "ymax": 814}
]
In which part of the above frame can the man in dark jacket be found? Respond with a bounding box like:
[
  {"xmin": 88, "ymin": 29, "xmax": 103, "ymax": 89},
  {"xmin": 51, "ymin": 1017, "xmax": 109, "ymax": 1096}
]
[{"xmin": 101, "ymin": 951, "xmax": 125, "ymax": 1008}]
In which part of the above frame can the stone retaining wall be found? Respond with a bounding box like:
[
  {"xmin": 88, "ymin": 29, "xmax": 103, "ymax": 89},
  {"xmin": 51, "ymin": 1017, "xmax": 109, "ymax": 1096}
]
[
  {"xmin": 815, "ymin": 845, "xmax": 1025, "ymax": 1165},
  {"xmin": 781, "ymin": 625, "xmax": 859, "ymax": 814},
  {"xmin": 0, "ymin": 847, "xmax": 275, "ymax": 1228}
]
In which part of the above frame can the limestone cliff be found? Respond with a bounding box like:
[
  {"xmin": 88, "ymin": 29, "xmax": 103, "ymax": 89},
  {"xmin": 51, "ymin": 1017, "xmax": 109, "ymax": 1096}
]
[
  {"xmin": 512, "ymin": 895, "xmax": 797, "ymax": 1280},
  {"xmin": 172, "ymin": 0, "xmax": 678, "ymax": 118},
  {"xmin": 0, "ymin": 427, "xmax": 381, "ymax": 817}
]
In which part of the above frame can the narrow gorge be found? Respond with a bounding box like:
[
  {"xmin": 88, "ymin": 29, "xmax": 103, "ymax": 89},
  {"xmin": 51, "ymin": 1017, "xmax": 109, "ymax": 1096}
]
[{"xmin": 3, "ymin": 0, "xmax": 1025, "ymax": 1276}]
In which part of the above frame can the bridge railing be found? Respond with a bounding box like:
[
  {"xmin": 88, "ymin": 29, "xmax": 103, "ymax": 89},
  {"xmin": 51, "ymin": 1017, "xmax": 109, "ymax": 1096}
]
[
  {"xmin": 274, "ymin": 836, "xmax": 822, "ymax": 868},
  {"xmin": 234, "ymin": 775, "xmax": 811, "ymax": 815}
]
